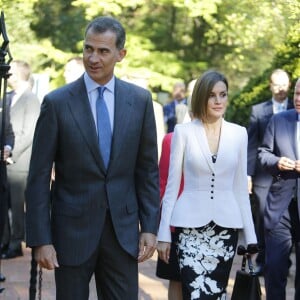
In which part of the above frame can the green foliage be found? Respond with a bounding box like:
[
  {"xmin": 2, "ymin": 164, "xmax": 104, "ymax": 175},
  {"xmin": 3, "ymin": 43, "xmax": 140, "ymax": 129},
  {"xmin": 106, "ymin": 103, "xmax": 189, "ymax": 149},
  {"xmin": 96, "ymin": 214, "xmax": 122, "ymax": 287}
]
[
  {"xmin": 226, "ymin": 22, "xmax": 300, "ymax": 127},
  {"xmin": 204, "ymin": 0, "xmax": 299, "ymax": 92},
  {"xmin": 0, "ymin": 0, "xmax": 298, "ymax": 99},
  {"xmin": 30, "ymin": 0, "xmax": 86, "ymax": 52}
]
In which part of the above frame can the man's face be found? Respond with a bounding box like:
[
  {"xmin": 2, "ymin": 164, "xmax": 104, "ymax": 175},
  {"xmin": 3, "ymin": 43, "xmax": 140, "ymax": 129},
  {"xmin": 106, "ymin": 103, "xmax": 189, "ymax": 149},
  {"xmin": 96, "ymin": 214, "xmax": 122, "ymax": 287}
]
[
  {"xmin": 172, "ymin": 85, "xmax": 186, "ymax": 101},
  {"xmin": 293, "ymin": 80, "xmax": 300, "ymax": 114},
  {"xmin": 64, "ymin": 60, "xmax": 84, "ymax": 84},
  {"xmin": 83, "ymin": 29, "xmax": 126, "ymax": 85},
  {"xmin": 270, "ymin": 72, "xmax": 290, "ymax": 102},
  {"xmin": 7, "ymin": 62, "xmax": 18, "ymax": 89}
]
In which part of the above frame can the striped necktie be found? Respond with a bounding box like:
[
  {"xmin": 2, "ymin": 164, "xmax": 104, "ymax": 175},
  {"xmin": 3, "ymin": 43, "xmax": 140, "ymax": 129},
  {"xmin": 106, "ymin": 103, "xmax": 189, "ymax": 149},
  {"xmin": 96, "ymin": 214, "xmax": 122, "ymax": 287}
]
[{"xmin": 96, "ymin": 86, "xmax": 111, "ymax": 169}]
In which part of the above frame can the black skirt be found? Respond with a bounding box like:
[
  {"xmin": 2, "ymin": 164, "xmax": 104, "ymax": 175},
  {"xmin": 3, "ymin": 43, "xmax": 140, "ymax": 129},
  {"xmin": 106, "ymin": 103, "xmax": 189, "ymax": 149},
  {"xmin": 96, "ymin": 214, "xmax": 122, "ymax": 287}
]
[
  {"xmin": 175, "ymin": 222, "xmax": 238, "ymax": 300},
  {"xmin": 156, "ymin": 231, "xmax": 181, "ymax": 281}
]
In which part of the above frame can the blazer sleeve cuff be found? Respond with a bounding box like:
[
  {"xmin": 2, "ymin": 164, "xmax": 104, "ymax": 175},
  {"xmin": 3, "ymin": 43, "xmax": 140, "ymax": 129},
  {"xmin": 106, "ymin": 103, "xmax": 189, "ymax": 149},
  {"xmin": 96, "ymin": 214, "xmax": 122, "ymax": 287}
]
[{"xmin": 157, "ymin": 223, "xmax": 171, "ymax": 242}]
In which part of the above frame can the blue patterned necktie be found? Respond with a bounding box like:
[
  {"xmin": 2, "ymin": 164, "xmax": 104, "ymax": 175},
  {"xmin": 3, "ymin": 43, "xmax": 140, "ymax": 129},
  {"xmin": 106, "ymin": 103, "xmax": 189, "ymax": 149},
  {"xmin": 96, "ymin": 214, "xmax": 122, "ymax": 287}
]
[{"xmin": 96, "ymin": 86, "xmax": 111, "ymax": 169}]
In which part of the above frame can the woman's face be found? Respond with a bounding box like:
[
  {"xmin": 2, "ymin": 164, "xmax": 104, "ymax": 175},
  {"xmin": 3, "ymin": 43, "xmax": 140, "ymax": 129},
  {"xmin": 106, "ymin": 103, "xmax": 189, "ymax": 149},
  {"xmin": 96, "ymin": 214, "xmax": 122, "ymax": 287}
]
[{"xmin": 206, "ymin": 81, "xmax": 228, "ymax": 121}]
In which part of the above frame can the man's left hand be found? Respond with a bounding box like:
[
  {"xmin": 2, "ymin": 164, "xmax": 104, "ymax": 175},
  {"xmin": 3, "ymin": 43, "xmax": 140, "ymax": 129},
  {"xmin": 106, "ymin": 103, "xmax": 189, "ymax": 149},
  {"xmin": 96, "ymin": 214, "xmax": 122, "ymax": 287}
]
[
  {"xmin": 1, "ymin": 145, "xmax": 11, "ymax": 161},
  {"xmin": 138, "ymin": 232, "xmax": 156, "ymax": 263}
]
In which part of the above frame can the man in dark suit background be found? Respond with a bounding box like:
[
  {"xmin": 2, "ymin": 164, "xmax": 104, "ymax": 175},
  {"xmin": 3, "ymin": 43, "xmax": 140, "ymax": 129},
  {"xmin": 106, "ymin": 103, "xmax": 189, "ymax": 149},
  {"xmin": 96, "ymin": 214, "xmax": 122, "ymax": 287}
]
[
  {"xmin": 258, "ymin": 78, "xmax": 300, "ymax": 300},
  {"xmin": 0, "ymin": 88, "xmax": 14, "ymax": 281},
  {"xmin": 163, "ymin": 82, "xmax": 187, "ymax": 133},
  {"xmin": 1, "ymin": 60, "xmax": 40, "ymax": 259},
  {"xmin": 247, "ymin": 69, "xmax": 293, "ymax": 274},
  {"xmin": 25, "ymin": 16, "xmax": 159, "ymax": 300},
  {"xmin": 0, "ymin": 98, "xmax": 14, "ymax": 161}
]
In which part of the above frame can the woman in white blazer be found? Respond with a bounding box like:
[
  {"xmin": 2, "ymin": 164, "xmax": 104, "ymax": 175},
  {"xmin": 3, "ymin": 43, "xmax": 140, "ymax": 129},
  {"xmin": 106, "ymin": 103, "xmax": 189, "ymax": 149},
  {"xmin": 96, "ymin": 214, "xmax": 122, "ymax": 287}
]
[{"xmin": 157, "ymin": 70, "xmax": 257, "ymax": 299}]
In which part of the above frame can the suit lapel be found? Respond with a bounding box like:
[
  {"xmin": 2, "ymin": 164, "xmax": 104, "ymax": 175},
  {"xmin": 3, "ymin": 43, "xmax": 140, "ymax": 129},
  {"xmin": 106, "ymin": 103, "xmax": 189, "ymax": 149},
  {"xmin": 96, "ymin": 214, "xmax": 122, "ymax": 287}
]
[
  {"xmin": 263, "ymin": 100, "xmax": 274, "ymax": 118},
  {"xmin": 195, "ymin": 119, "xmax": 230, "ymax": 172},
  {"xmin": 110, "ymin": 79, "xmax": 134, "ymax": 166},
  {"xmin": 66, "ymin": 78, "xmax": 105, "ymax": 172},
  {"xmin": 285, "ymin": 110, "xmax": 298, "ymax": 159},
  {"xmin": 10, "ymin": 90, "xmax": 28, "ymax": 115},
  {"xmin": 194, "ymin": 120, "xmax": 215, "ymax": 172},
  {"xmin": 67, "ymin": 77, "xmax": 134, "ymax": 173},
  {"xmin": 215, "ymin": 119, "xmax": 227, "ymax": 167}
]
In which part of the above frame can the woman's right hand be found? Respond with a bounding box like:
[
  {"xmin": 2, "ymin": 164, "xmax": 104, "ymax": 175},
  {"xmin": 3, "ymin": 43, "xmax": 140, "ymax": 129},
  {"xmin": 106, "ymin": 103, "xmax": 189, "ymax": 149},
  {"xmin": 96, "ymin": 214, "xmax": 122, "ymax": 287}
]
[{"xmin": 157, "ymin": 241, "xmax": 171, "ymax": 264}]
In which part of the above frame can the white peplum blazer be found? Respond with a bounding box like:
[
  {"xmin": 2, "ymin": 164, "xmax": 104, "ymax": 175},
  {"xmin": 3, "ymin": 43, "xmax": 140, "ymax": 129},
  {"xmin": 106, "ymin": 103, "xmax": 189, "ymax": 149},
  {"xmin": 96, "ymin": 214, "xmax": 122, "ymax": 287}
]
[{"xmin": 157, "ymin": 118, "xmax": 257, "ymax": 245}]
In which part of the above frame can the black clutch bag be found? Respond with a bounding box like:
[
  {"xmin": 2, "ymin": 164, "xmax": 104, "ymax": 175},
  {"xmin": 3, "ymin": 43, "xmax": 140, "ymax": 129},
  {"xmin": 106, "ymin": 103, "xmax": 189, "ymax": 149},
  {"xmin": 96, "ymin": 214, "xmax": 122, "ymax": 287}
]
[{"xmin": 231, "ymin": 245, "xmax": 261, "ymax": 300}]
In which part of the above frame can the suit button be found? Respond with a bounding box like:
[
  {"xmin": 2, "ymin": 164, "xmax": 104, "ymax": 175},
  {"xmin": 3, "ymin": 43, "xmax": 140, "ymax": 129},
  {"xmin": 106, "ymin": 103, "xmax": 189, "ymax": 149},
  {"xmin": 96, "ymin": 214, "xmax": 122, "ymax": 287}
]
[{"xmin": 211, "ymin": 196, "xmax": 213, "ymax": 199}]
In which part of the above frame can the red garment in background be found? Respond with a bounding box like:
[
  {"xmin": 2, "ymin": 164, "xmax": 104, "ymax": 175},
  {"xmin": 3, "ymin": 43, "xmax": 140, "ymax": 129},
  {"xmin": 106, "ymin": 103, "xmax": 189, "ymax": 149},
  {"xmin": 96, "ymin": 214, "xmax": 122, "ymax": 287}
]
[{"xmin": 159, "ymin": 133, "xmax": 184, "ymax": 231}]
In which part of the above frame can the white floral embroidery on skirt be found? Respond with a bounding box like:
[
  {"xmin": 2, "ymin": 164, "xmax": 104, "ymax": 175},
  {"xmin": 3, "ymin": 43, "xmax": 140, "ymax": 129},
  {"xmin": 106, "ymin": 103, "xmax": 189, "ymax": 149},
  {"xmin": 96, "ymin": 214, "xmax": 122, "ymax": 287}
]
[{"xmin": 177, "ymin": 223, "xmax": 236, "ymax": 300}]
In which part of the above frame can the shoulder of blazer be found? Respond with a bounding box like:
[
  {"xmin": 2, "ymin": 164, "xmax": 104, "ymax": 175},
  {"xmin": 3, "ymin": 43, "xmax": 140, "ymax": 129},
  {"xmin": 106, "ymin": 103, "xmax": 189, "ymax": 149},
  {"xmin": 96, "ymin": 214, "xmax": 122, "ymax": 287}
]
[
  {"xmin": 115, "ymin": 77, "xmax": 151, "ymax": 98},
  {"xmin": 173, "ymin": 121, "xmax": 198, "ymax": 141},
  {"xmin": 175, "ymin": 120, "xmax": 195, "ymax": 131},
  {"xmin": 274, "ymin": 108, "xmax": 297, "ymax": 122},
  {"xmin": 163, "ymin": 100, "xmax": 176, "ymax": 110},
  {"xmin": 223, "ymin": 120, "xmax": 247, "ymax": 141},
  {"xmin": 20, "ymin": 89, "xmax": 40, "ymax": 106},
  {"xmin": 251, "ymin": 99, "xmax": 272, "ymax": 114},
  {"xmin": 224, "ymin": 119, "xmax": 245, "ymax": 130},
  {"xmin": 115, "ymin": 79, "xmax": 152, "ymax": 109},
  {"xmin": 45, "ymin": 76, "xmax": 86, "ymax": 102}
]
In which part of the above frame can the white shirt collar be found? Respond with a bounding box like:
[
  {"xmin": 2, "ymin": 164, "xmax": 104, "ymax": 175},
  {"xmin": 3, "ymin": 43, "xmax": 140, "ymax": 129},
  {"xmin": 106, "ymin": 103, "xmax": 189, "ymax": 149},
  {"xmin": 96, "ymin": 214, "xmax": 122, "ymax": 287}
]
[
  {"xmin": 272, "ymin": 98, "xmax": 288, "ymax": 114},
  {"xmin": 272, "ymin": 97, "xmax": 288, "ymax": 107},
  {"xmin": 83, "ymin": 73, "xmax": 115, "ymax": 94},
  {"xmin": 11, "ymin": 85, "xmax": 30, "ymax": 107}
]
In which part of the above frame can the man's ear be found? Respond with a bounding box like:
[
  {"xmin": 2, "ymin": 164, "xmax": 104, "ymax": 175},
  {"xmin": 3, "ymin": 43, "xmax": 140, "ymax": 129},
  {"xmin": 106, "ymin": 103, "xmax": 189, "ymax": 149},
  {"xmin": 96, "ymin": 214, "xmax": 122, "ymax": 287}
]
[{"xmin": 117, "ymin": 48, "xmax": 127, "ymax": 62}]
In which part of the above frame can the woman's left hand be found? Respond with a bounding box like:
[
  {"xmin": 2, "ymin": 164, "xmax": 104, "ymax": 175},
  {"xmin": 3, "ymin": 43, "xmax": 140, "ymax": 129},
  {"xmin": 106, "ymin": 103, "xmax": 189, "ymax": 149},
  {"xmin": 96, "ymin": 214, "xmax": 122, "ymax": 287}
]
[{"xmin": 157, "ymin": 241, "xmax": 171, "ymax": 264}]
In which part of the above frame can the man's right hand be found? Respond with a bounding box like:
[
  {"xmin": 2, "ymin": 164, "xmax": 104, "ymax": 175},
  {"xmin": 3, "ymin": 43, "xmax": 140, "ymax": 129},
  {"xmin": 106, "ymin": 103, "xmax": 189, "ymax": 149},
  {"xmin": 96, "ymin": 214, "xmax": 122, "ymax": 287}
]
[
  {"xmin": 294, "ymin": 160, "xmax": 300, "ymax": 173},
  {"xmin": 278, "ymin": 156, "xmax": 296, "ymax": 171},
  {"xmin": 34, "ymin": 245, "xmax": 59, "ymax": 270}
]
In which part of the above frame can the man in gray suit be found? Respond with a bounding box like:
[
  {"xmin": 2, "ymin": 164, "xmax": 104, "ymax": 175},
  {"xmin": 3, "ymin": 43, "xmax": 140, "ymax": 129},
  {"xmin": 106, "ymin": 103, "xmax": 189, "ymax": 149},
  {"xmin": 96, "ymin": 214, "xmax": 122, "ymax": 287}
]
[
  {"xmin": 25, "ymin": 16, "xmax": 159, "ymax": 300},
  {"xmin": 247, "ymin": 69, "xmax": 293, "ymax": 273},
  {"xmin": 259, "ymin": 78, "xmax": 300, "ymax": 300},
  {"xmin": 1, "ymin": 61, "xmax": 40, "ymax": 259}
]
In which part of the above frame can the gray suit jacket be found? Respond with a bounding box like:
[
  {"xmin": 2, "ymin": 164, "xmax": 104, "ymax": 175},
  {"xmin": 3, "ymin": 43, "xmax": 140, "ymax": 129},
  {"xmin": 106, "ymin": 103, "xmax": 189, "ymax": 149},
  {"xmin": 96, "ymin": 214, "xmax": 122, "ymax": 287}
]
[
  {"xmin": 248, "ymin": 99, "xmax": 294, "ymax": 187},
  {"xmin": 25, "ymin": 76, "xmax": 160, "ymax": 266},
  {"xmin": 8, "ymin": 88, "xmax": 40, "ymax": 172},
  {"xmin": 258, "ymin": 109, "xmax": 300, "ymax": 230}
]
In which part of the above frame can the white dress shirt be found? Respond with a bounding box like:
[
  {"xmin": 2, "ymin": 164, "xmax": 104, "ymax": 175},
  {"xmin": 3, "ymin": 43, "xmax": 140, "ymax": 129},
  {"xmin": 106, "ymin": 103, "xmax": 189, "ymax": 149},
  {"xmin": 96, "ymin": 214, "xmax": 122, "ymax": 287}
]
[
  {"xmin": 272, "ymin": 98, "xmax": 288, "ymax": 114},
  {"xmin": 84, "ymin": 73, "xmax": 115, "ymax": 132}
]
